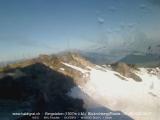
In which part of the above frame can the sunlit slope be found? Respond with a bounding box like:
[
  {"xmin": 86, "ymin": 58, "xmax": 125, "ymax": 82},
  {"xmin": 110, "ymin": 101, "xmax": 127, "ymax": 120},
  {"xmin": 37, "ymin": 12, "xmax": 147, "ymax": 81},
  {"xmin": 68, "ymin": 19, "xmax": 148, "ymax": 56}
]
[{"xmin": 65, "ymin": 62, "xmax": 160, "ymax": 120}]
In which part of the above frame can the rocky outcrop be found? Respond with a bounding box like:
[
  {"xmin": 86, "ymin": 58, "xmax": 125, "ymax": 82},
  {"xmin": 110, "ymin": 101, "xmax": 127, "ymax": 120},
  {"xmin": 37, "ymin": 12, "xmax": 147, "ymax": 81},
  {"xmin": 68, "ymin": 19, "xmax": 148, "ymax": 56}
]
[
  {"xmin": 111, "ymin": 62, "xmax": 142, "ymax": 82},
  {"xmin": 58, "ymin": 52, "xmax": 94, "ymax": 70}
]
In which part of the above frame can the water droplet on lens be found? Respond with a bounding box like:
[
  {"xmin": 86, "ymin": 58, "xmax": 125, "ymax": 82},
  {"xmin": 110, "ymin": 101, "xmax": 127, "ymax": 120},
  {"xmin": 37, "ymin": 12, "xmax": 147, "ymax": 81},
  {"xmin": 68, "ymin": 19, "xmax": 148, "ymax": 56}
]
[{"xmin": 97, "ymin": 17, "xmax": 105, "ymax": 24}]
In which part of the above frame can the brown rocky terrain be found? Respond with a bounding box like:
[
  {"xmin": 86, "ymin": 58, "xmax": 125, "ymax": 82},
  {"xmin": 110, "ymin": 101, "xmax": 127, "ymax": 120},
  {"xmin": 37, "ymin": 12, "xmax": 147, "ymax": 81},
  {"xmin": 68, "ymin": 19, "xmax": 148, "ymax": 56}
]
[{"xmin": 111, "ymin": 62, "xmax": 142, "ymax": 82}]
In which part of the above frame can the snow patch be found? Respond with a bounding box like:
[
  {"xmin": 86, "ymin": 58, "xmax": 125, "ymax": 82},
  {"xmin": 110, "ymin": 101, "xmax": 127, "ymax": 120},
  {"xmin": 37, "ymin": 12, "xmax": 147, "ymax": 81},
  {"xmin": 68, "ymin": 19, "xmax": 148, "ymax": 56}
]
[
  {"xmin": 62, "ymin": 62, "xmax": 89, "ymax": 74},
  {"xmin": 59, "ymin": 68, "xmax": 65, "ymax": 71}
]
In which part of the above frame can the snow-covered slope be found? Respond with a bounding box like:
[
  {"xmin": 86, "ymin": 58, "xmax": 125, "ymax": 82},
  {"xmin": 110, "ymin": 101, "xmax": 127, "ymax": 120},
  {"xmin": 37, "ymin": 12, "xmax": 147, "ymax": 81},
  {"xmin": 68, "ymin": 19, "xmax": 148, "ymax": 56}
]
[{"xmin": 64, "ymin": 62, "xmax": 160, "ymax": 120}]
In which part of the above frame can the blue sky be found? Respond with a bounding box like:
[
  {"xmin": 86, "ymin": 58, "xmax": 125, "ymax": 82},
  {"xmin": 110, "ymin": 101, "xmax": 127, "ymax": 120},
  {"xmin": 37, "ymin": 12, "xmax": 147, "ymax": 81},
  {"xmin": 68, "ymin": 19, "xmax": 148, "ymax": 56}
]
[{"xmin": 0, "ymin": 0, "xmax": 160, "ymax": 62}]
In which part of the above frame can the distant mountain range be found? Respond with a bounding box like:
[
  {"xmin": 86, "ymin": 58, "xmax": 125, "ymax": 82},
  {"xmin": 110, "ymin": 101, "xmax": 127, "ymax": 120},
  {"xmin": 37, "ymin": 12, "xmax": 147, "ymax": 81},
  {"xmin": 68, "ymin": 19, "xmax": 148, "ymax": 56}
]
[
  {"xmin": 119, "ymin": 53, "xmax": 160, "ymax": 67},
  {"xmin": 79, "ymin": 51, "xmax": 123, "ymax": 65},
  {"xmin": 78, "ymin": 50, "xmax": 160, "ymax": 67}
]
